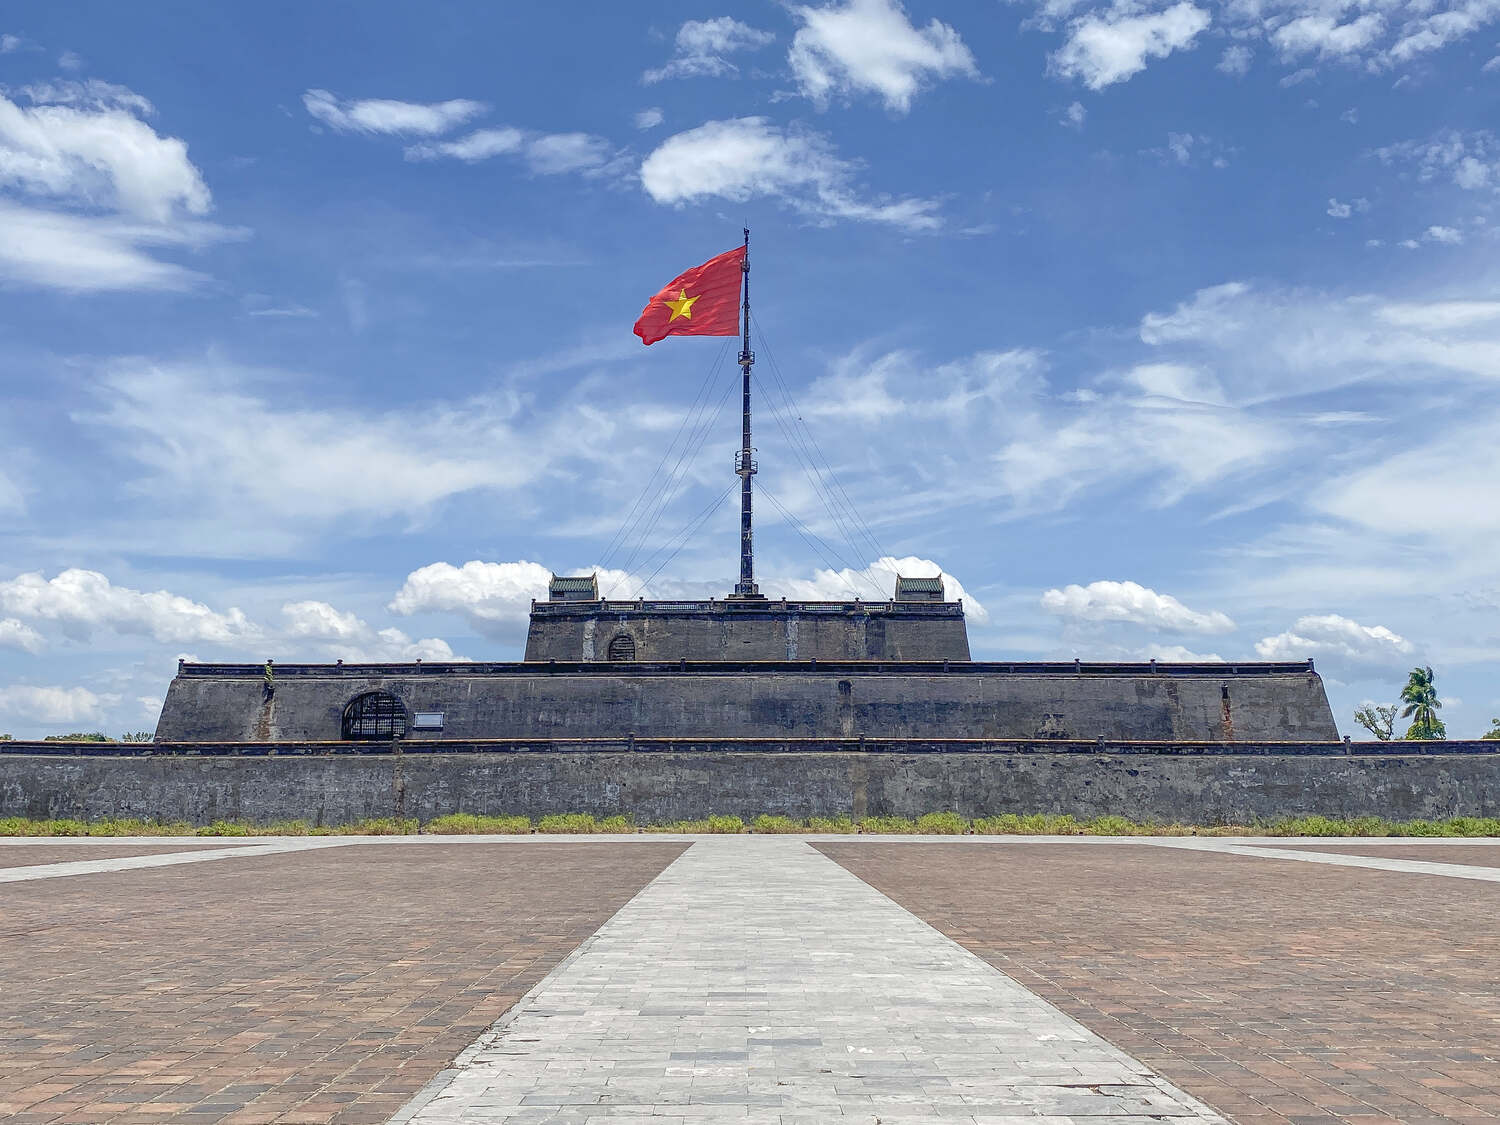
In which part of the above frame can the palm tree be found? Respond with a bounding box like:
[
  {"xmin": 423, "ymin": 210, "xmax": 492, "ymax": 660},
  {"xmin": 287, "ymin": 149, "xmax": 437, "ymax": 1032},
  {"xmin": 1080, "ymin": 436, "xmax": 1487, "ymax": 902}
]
[{"xmin": 1399, "ymin": 665, "xmax": 1446, "ymax": 740}]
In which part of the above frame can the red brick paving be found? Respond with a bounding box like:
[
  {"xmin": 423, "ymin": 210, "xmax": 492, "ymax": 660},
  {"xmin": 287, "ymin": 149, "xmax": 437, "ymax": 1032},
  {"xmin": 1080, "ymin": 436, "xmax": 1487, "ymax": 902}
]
[
  {"xmin": 0, "ymin": 844, "xmax": 258, "ymax": 869},
  {"xmin": 0, "ymin": 841, "xmax": 685, "ymax": 1124},
  {"xmin": 819, "ymin": 841, "xmax": 1500, "ymax": 1125}
]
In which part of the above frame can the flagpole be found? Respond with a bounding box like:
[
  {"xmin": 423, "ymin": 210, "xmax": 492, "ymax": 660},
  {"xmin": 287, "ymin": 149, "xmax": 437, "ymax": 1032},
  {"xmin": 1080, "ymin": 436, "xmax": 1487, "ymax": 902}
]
[{"xmin": 733, "ymin": 226, "xmax": 761, "ymax": 598}]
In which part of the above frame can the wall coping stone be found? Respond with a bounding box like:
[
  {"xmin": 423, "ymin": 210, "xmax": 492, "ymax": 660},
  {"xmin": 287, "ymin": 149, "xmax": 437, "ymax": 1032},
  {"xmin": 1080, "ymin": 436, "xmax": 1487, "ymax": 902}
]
[{"xmin": 2, "ymin": 738, "xmax": 1493, "ymax": 758}]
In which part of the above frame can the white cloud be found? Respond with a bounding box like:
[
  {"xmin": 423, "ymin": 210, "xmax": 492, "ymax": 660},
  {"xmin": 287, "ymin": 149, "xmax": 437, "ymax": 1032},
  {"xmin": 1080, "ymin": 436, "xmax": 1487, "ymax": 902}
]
[
  {"xmin": 1041, "ymin": 580, "xmax": 1235, "ymax": 633},
  {"xmin": 0, "ymin": 684, "xmax": 108, "ymax": 725},
  {"xmin": 280, "ymin": 601, "xmax": 458, "ymax": 662},
  {"xmin": 1327, "ymin": 198, "xmax": 1352, "ymax": 218},
  {"xmin": 0, "ymin": 201, "xmax": 229, "ymax": 292},
  {"xmin": 1217, "ymin": 43, "xmax": 1253, "ymax": 75},
  {"xmin": 0, "ymin": 569, "xmax": 260, "ymax": 645},
  {"xmin": 643, "ymin": 17, "xmax": 775, "ymax": 83},
  {"xmin": 639, "ymin": 116, "xmax": 941, "ymax": 230},
  {"xmin": 1271, "ymin": 13, "xmax": 1385, "ymax": 59},
  {"xmin": 634, "ymin": 107, "xmax": 664, "ymax": 130},
  {"xmin": 0, "ymin": 34, "xmax": 21, "ymax": 53},
  {"xmin": 767, "ymin": 556, "xmax": 990, "ymax": 623},
  {"xmin": 1424, "ymin": 223, "xmax": 1463, "ymax": 243},
  {"xmin": 1051, "ymin": 2, "xmax": 1209, "ymax": 90},
  {"xmin": 389, "ymin": 561, "xmax": 635, "ymax": 638},
  {"xmin": 1375, "ymin": 129, "xmax": 1500, "ymax": 190},
  {"xmin": 1031, "ymin": 0, "xmax": 1500, "ymax": 82},
  {"xmin": 1312, "ymin": 413, "xmax": 1500, "ymax": 535},
  {"xmin": 406, "ymin": 126, "xmax": 522, "ymax": 162},
  {"xmin": 0, "ymin": 618, "xmax": 44, "ymax": 653},
  {"xmin": 1061, "ymin": 101, "xmax": 1087, "ymax": 128},
  {"xmin": 1140, "ymin": 644, "xmax": 1227, "ymax": 661},
  {"xmin": 1255, "ymin": 613, "xmax": 1413, "ymax": 664},
  {"xmin": 787, "ymin": 0, "xmax": 978, "ymax": 112},
  {"xmin": 0, "ymin": 83, "xmax": 235, "ymax": 292},
  {"xmin": 301, "ymin": 89, "xmax": 485, "ymax": 136},
  {"xmin": 404, "ymin": 127, "xmax": 617, "ymax": 175},
  {"xmin": 0, "ymin": 86, "xmax": 208, "ymax": 221}
]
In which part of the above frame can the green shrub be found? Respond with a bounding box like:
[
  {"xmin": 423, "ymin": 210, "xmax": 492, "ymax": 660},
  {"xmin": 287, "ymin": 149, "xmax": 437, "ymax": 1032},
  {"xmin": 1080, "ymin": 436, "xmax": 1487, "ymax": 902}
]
[
  {"xmin": 537, "ymin": 813, "xmax": 599, "ymax": 834},
  {"xmin": 859, "ymin": 815, "xmax": 916, "ymax": 834},
  {"xmin": 1084, "ymin": 815, "xmax": 1145, "ymax": 836},
  {"xmin": 752, "ymin": 814, "xmax": 803, "ymax": 834},
  {"xmin": 705, "ymin": 814, "xmax": 744, "ymax": 834},
  {"xmin": 806, "ymin": 815, "xmax": 856, "ymax": 833},
  {"xmin": 914, "ymin": 811, "xmax": 967, "ymax": 835},
  {"xmin": 333, "ymin": 817, "xmax": 419, "ymax": 835},
  {"xmin": 424, "ymin": 813, "xmax": 532, "ymax": 834},
  {"xmin": 196, "ymin": 820, "xmax": 252, "ymax": 836},
  {"xmin": 597, "ymin": 815, "xmax": 635, "ymax": 833}
]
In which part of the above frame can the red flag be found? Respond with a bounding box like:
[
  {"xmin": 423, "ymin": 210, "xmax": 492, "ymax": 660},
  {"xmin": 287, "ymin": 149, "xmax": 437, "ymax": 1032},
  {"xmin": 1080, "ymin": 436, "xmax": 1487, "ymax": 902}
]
[{"xmin": 633, "ymin": 246, "xmax": 744, "ymax": 346}]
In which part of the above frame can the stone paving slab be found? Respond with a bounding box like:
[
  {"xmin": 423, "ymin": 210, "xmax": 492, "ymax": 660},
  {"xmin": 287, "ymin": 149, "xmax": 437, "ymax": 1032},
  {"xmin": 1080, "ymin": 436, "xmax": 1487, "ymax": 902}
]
[
  {"xmin": 1246, "ymin": 843, "xmax": 1500, "ymax": 867},
  {"xmin": 0, "ymin": 842, "xmax": 260, "ymax": 868},
  {"xmin": 402, "ymin": 839, "xmax": 1226, "ymax": 1125},
  {"xmin": 820, "ymin": 841, "xmax": 1500, "ymax": 1125},
  {"xmin": 0, "ymin": 841, "xmax": 686, "ymax": 1124}
]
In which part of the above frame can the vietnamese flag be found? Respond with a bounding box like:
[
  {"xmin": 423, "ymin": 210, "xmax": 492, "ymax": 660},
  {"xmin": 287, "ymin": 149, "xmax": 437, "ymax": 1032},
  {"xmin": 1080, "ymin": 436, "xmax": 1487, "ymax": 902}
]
[{"xmin": 633, "ymin": 246, "xmax": 744, "ymax": 346}]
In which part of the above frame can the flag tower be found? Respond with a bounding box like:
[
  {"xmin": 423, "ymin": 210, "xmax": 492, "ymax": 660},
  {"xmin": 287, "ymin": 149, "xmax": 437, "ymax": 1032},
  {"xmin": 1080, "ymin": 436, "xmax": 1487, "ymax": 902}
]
[{"xmin": 733, "ymin": 227, "xmax": 761, "ymax": 599}]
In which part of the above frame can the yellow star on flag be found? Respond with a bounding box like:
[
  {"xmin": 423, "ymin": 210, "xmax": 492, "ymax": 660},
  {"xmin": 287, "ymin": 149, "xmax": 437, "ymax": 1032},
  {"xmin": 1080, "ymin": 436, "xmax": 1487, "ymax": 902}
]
[{"xmin": 664, "ymin": 289, "xmax": 699, "ymax": 322}]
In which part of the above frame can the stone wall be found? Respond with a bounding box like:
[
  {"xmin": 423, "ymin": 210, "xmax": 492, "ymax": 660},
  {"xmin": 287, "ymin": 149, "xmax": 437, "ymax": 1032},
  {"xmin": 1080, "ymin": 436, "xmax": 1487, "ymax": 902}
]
[
  {"xmin": 2, "ymin": 741, "xmax": 1495, "ymax": 825},
  {"xmin": 523, "ymin": 600, "xmax": 972, "ymax": 662},
  {"xmin": 154, "ymin": 663, "xmax": 1339, "ymax": 743}
]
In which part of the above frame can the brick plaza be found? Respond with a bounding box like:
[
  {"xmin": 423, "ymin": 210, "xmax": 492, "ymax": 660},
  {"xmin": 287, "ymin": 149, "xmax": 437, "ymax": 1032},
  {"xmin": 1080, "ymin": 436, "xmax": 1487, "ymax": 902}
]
[{"xmin": 1, "ymin": 836, "xmax": 1496, "ymax": 1124}]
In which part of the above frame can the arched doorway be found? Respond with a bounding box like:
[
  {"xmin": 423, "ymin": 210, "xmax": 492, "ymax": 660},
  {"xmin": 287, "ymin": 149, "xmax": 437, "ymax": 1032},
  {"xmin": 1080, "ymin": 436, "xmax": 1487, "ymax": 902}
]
[{"xmin": 341, "ymin": 691, "xmax": 410, "ymax": 739}]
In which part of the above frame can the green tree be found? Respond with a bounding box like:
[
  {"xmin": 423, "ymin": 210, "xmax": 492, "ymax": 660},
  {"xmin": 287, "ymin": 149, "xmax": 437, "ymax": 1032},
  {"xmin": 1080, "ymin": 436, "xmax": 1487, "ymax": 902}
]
[
  {"xmin": 1482, "ymin": 719, "xmax": 1500, "ymax": 740},
  {"xmin": 119, "ymin": 731, "xmax": 153, "ymax": 743},
  {"xmin": 0, "ymin": 733, "xmax": 11, "ymax": 741},
  {"xmin": 1399, "ymin": 666, "xmax": 1447, "ymax": 740},
  {"xmin": 41, "ymin": 732, "xmax": 112, "ymax": 742},
  {"xmin": 1353, "ymin": 704, "xmax": 1397, "ymax": 740}
]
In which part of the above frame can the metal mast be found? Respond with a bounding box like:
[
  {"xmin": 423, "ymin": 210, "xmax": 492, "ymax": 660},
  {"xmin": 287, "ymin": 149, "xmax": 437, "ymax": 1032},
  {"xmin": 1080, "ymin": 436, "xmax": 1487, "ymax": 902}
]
[{"xmin": 732, "ymin": 227, "xmax": 761, "ymax": 598}]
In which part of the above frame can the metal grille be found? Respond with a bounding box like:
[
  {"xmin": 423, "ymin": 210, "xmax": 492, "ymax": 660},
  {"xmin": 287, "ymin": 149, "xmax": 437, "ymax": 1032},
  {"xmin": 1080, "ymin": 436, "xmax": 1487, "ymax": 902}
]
[
  {"xmin": 607, "ymin": 633, "xmax": 637, "ymax": 661},
  {"xmin": 341, "ymin": 691, "xmax": 409, "ymax": 740}
]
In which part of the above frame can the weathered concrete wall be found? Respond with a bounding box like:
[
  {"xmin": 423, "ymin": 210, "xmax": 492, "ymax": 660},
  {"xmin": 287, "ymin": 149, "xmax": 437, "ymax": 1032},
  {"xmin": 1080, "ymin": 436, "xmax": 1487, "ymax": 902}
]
[
  {"xmin": 156, "ymin": 665, "xmax": 1339, "ymax": 743},
  {"xmin": 523, "ymin": 600, "xmax": 971, "ymax": 662},
  {"xmin": 2, "ymin": 744, "xmax": 1495, "ymax": 824}
]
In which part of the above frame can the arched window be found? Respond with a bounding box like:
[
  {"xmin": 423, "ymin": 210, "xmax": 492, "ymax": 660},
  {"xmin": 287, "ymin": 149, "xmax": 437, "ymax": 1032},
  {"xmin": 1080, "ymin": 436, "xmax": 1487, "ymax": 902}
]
[
  {"xmin": 607, "ymin": 633, "xmax": 637, "ymax": 661},
  {"xmin": 341, "ymin": 691, "xmax": 409, "ymax": 739}
]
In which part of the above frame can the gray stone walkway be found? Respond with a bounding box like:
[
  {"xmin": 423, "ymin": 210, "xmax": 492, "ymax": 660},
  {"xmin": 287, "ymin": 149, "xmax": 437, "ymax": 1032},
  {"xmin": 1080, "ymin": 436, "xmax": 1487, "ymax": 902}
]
[{"xmin": 395, "ymin": 839, "xmax": 1227, "ymax": 1124}]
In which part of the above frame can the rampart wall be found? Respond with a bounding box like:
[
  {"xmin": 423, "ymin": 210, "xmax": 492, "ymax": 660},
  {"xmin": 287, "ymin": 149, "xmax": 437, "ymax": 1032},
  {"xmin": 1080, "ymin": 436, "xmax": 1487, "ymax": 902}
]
[
  {"xmin": 2, "ymin": 741, "xmax": 1495, "ymax": 825},
  {"xmin": 154, "ymin": 662, "xmax": 1339, "ymax": 743}
]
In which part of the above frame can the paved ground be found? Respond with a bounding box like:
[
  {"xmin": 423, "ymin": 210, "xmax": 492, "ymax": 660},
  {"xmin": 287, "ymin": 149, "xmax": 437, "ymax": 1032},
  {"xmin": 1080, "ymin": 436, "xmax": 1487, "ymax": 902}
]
[
  {"xmin": 0, "ymin": 842, "xmax": 259, "ymax": 868},
  {"xmin": 1248, "ymin": 842, "xmax": 1500, "ymax": 866},
  {"xmin": 403, "ymin": 838, "xmax": 1224, "ymax": 1125},
  {"xmin": 2, "ymin": 836, "xmax": 1497, "ymax": 1125},
  {"xmin": 820, "ymin": 840, "xmax": 1500, "ymax": 1125},
  {"xmin": 0, "ymin": 840, "xmax": 686, "ymax": 1125}
]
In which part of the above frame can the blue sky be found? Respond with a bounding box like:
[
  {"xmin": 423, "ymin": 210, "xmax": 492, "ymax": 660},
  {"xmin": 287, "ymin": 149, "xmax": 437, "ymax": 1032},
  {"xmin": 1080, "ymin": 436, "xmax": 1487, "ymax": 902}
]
[{"xmin": 1, "ymin": 0, "xmax": 1498, "ymax": 738}]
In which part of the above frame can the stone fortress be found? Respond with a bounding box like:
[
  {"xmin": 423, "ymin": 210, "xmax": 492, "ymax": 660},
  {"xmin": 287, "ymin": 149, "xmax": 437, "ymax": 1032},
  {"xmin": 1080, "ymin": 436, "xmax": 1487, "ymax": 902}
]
[{"xmin": 154, "ymin": 569, "xmax": 1338, "ymax": 744}]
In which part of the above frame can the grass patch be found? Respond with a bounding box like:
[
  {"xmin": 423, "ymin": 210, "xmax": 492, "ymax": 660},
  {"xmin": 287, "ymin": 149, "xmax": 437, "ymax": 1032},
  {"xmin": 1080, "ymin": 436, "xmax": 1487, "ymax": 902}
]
[
  {"xmin": 752, "ymin": 814, "xmax": 803, "ymax": 834},
  {"xmin": 914, "ymin": 811, "xmax": 967, "ymax": 835},
  {"xmin": 424, "ymin": 813, "xmax": 532, "ymax": 835},
  {"xmin": 805, "ymin": 815, "xmax": 857, "ymax": 833},
  {"xmin": 5, "ymin": 813, "xmax": 1500, "ymax": 837},
  {"xmin": 646, "ymin": 814, "xmax": 745, "ymax": 834}
]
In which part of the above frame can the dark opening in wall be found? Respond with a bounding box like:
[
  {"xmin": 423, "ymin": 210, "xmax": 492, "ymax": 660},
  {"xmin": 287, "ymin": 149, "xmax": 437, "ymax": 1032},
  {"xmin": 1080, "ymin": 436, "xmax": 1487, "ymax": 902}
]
[
  {"xmin": 607, "ymin": 633, "xmax": 637, "ymax": 661},
  {"xmin": 341, "ymin": 691, "xmax": 409, "ymax": 740}
]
